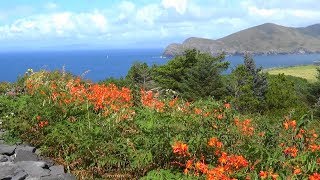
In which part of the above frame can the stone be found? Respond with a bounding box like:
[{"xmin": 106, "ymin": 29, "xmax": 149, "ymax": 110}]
[
  {"xmin": 16, "ymin": 145, "xmax": 36, "ymax": 152},
  {"xmin": 62, "ymin": 173, "xmax": 77, "ymax": 180},
  {"xmin": 14, "ymin": 149, "xmax": 39, "ymax": 162},
  {"xmin": 0, "ymin": 154, "xmax": 9, "ymax": 162},
  {"xmin": 26, "ymin": 177, "xmax": 41, "ymax": 180},
  {"xmin": 16, "ymin": 161, "xmax": 50, "ymax": 177},
  {"xmin": 12, "ymin": 170, "xmax": 28, "ymax": 180},
  {"xmin": 40, "ymin": 175, "xmax": 64, "ymax": 180},
  {"xmin": 0, "ymin": 162, "xmax": 24, "ymax": 179},
  {"xmin": 49, "ymin": 165, "xmax": 64, "ymax": 176},
  {"xmin": 0, "ymin": 144, "xmax": 16, "ymax": 155}
]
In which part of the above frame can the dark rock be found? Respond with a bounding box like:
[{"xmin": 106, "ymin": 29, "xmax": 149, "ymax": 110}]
[
  {"xmin": 0, "ymin": 162, "xmax": 24, "ymax": 179},
  {"xmin": 16, "ymin": 161, "xmax": 50, "ymax": 177},
  {"xmin": 12, "ymin": 170, "xmax": 28, "ymax": 180},
  {"xmin": 49, "ymin": 165, "xmax": 64, "ymax": 176},
  {"xmin": 14, "ymin": 150, "xmax": 39, "ymax": 162},
  {"xmin": 0, "ymin": 144, "xmax": 17, "ymax": 155}
]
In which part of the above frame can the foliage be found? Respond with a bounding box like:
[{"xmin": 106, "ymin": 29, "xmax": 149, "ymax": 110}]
[
  {"xmin": 126, "ymin": 62, "xmax": 154, "ymax": 90},
  {"xmin": 228, "ymin": 54, "xmax": 268, "ymax": 113},
  {"xmin": 153, "ymin": 49, "xmax": 229, "ymax": 100},
  {"xmin": 0, "ymin": 67, "xmax": 319, "ymax": 179},
  {"xmin": 99, "ymin": 77, "xmax": 129, "ymax": 88},
  {"xmin": 265, "ymin": 74, "xmax": 301, "ymax": 111}
]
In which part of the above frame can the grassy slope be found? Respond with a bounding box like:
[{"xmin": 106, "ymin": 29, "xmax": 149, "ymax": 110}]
[{"xmin": 266, "ymin": 65, "xmax": 318, "ymax": 82}]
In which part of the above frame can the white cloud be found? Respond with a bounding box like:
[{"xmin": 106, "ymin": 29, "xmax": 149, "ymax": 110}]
[
  {"xmin": 162, "ymin": 0, "xmax": 188, "ymax": 14},
  {"xmin": 0, "ymin": 0, "xmax": 319, "ymax": 49},
  {"xmin": 0, "ymin": 11, "xmax": 109, "ymax": 40},
  {"xmin": 136, "ymin": 4, "xmax": 162, "ymax": 25}
]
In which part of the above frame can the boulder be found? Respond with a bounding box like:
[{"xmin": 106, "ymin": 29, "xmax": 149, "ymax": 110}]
[
  {"xmin": 0, "ymin": 144, "xmax": 16, "ymax": 155},
  {"xmin": 14, "ymin": 149, "xmax": 39, "ymax": 162}
]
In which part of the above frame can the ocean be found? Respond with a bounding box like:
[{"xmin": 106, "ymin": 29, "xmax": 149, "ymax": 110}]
[{"xmin": 0, "ymin": 49, "xmax": 320, "ymax": 82}]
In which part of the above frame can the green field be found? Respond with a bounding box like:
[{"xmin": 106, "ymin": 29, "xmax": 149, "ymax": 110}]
[{"xmin": 266, "ymin": 65, "xmax": 318, "ymax": 82}]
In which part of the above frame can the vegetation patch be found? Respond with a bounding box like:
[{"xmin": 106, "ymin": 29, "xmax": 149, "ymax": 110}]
[
  {"xmin": 266, "ymin": 65, "xmax": 318, "ymax": 82},
  {"xmin": 0, "ymin": 50, "xmax": 319, "ymax": 179}
]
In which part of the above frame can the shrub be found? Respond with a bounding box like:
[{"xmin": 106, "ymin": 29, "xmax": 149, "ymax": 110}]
[{"xmin": 153, "ymin": 49, "xmax": 229, "ymax": 100}]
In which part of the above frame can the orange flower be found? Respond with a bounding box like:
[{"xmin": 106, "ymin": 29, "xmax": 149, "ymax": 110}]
[
  {"xmin": 309, "ymin": 173, "xmax": 320, "ymax": 180},
  {"xmin": 309, "ymin": 144, "xmax": 320, "ymax": 152},
  {"xmin": 194, "ymin": 108, "xmax": 202, "ymax": 115},
  {"xmin": 172, "ymin": 141, "xmax": 189, "ymax": 157},
  {"xmin": 271, "ymin": 173, "xmax": 279, "ymax": 180},
  {"xmin": 207, "ymin": 166, "xmax": 230, "ymax": 180},
  {"xmin": 38, "ymin": 120, "xmax": 49, "ymax": 128},
  {"xmin": 217, "ymin": 114, "xmax": 224, "ymax": 120},
  {"xmin": 218, "ymin": 152, "xmax": 228, "ymax": 164},
  {"xmin": 224, "ymin": 103, "xmax": 231, "ymax": 109},
  {"xmin": 283, "ymin": 120, "xmax": 296, "ymax": 130},
  {"xmin": 283, "ymin": 146, "xmax": 298, "ymax": 158},
  {"xmin": 234, "ymin": 118, "xmax": 254, "ymax": 136},
  {"xmin": 259, "ymin": 171, "xmax": 268, "ymax": 179},
  {"xmin": 195, "ymin": 161, "xmax": 208, "ymax": 174},
  {"xmin": 293, "ymin": 167, "xmax": 302, "ymax": 175},
  {"xmin": 208, "ymin": 137, "xmax": 223, "ymax": 149},
  {"xmin": 36, "ymin": 116, "xmax": 41, "ymax": 121},
  {"xmin": 169, "ymin": 98, "xmax": 178, "ymax": 107}
]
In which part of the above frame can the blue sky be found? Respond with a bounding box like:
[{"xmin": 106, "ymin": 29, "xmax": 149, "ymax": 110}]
[{"xmin": 0, "ymin": 0, "xmax": 319, "ymax": 51}]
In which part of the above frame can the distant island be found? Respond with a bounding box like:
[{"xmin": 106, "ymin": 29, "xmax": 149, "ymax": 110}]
[{"xmin": 163, "ymin": 23, "xmax": 320, "ymax": 56}]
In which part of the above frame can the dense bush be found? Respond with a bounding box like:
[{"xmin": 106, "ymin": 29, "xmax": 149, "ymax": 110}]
[
  {"xmin": 228, "ymin": 54, "xmax": 268, "ymax": 113},
  {"xmin": 0, "ymin": 70, "xmax": 319, "ymax": 179},
  {"xmin": 153, "ymin": 49, "xmax": 229, "ymax": 100}
]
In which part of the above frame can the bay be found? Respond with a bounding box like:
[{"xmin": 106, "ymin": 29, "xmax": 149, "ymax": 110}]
[{"xmin": 0, "ymin": 49, "xmax": 319, "ymax": 82}]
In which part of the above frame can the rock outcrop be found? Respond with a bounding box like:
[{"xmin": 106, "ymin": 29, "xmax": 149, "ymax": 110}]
[{"xmin": 0, "ymin": 128, "xmax": 76, "ymax": 180}]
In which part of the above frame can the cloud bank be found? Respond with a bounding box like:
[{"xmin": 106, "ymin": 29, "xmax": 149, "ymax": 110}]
[{"xmin": 0, "ymin": 0, "xmax": 319, "ymax": 50}]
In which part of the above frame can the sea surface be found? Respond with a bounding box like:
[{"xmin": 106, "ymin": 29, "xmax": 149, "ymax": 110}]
[{"xmin": 0, "ymin": 49, "xmax": 320, "ymax": 82}]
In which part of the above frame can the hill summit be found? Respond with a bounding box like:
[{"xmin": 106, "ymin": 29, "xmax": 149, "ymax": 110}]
[{"xmin": 163, "ymin": 23, "xmax": 320, "ymax": 56}]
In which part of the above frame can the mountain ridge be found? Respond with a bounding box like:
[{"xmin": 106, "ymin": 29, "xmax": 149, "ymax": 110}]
[{"xmin": 163, "ymin": 23, "xmax": 320, "ymax": 56}]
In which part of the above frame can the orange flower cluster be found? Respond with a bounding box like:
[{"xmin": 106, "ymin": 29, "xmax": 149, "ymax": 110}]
[
  {"xmin": 173, "ymin": 139, "xmax": 248, "ymax": 180},
  {"xmin": 283, "ymin": 146, "xmax": 299, "ymax": 158},
  {"xmin": 87, "ymin": 84, "xmax": 132, "ymax": 112},
  {"xmin": 208, "ymin": 137, "xmax": 223, "ymax": 149},
  {"xmin": 283, "ymin": 119, "xmax": 296, "ymax": 130},
  {"xmin": 26, "ymin": 72, "xmax": 134, "ymax": 119},
  {"xmin": 259, "ymin": 171, "xmax": 279, "ymax": 180},
  {"xmin": 172, "ymin": 141, "xmax": 190, "ymax": 157},
  {"xmin": 309, "ymin": 173, "xmax": 320, "ymax": 180},
  {"xmin": 168, "ymin": 98, "xmax": 178, "ymax": 107},
  {"xmin": 218, "ymin": 152, "xmax": 249, "ymax": 171},
  {"xmin": 207, "ymin": 166, "xmax": 232, "ymax": 180},
  {"xmin": 234, "ymin": 118, "xmax": 254, "ymax": 136},
  {"xmin": 38, "ymin": 121, "xmax": 49, "ymax": 128},
  {"xmin": 36, "ymin": 115, "xmax": 49, "ymax": 128},
  {"xmin": 309, "ymin": 144, "xmax": 320, "ymax": 152},
  {"xmin": 293, "ymin": 167, "xmax": 302, "ymax": 175},
  {"xmin": 140, "ymin": 90, "xmax": 165, "ymax": 111}
]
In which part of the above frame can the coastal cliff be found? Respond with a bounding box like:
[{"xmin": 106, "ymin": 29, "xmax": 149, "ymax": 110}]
[{"xmin": 164, "ymin": 23, "xmax": 320, "ymax": 56}]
